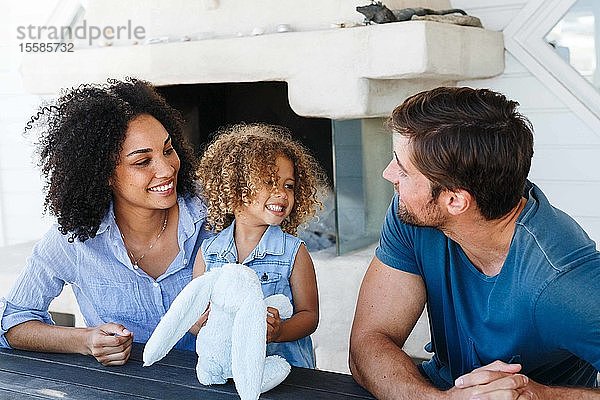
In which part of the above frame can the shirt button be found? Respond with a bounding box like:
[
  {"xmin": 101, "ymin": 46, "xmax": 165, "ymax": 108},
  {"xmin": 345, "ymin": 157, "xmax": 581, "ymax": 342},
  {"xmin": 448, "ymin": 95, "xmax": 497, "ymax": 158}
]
[
  {"xmin": 153, "ymin": 282, "xmax": 159, "ymax": 287},
  {"xmin": 133, "ymin": 265, "xmax": 139, "ymax": 270},
  {"xmin": 183, "ymin": 259, "xmax": 188, "ymax": 265}
]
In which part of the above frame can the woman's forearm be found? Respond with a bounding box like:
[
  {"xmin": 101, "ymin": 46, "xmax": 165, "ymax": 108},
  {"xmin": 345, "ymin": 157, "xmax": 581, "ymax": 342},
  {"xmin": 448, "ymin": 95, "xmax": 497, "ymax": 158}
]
[{"xmin": 5, "ymin": 320, "xmax": 92, "ymax": 354}]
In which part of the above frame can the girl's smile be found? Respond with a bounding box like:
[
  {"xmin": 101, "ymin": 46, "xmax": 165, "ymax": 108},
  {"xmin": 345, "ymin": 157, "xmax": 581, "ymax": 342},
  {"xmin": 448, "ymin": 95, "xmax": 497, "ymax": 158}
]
[{"xmin": 236, "ymin": 156, "xmax": 295, "ymax": 228}]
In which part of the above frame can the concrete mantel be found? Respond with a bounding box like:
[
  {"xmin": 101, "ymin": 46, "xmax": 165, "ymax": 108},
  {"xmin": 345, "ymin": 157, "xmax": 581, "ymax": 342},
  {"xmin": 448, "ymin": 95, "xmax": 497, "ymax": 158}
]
[{"xmin": 22, "ymin": 21, "xmax": 504, "ymax": 119}]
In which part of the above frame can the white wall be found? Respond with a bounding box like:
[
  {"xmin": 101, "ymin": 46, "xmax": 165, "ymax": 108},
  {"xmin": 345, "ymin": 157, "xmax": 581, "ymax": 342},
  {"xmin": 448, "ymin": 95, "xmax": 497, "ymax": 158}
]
[{"xmin": 0, "ymin": 1, "xmax": 57, "ymax": 246}]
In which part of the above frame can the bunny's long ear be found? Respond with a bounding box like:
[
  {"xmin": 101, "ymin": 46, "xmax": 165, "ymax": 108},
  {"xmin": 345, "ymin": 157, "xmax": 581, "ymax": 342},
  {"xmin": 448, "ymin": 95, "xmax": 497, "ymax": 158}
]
[
  {"xmin": 231, "ymin": 287, "xmax": 267, "ymax": 400},
  {"xmin": 143, "ymin": 269, "xmax": 220, "ymax": 366}
]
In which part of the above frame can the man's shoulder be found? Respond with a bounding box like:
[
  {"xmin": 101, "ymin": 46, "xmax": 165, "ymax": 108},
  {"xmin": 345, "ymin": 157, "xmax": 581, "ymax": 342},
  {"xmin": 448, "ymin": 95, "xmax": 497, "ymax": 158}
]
[
  {"xmin": 520, "ymin": 182, "xmax": 581, "ymax": 227},
  {"xmin": 515, "ymin": 182, "xmax": 599, "ymax": 271}
]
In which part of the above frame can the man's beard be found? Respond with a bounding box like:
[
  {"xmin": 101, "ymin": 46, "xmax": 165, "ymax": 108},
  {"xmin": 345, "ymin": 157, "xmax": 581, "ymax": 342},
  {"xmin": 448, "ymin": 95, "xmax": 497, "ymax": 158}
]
[{"xmin": 397, "ymin": 197, "xmax": 446, "ymax": 229}]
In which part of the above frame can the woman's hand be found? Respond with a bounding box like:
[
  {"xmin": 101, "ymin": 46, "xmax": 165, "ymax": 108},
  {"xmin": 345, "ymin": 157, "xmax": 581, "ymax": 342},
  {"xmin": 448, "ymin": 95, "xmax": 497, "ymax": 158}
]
[
  {"xmin": 266, "ymin": 307, "xmax": 282, "ymax": 343},
  {"xmin": 85, "ymin": 323, "xmax": 133, "ymax": 366}
]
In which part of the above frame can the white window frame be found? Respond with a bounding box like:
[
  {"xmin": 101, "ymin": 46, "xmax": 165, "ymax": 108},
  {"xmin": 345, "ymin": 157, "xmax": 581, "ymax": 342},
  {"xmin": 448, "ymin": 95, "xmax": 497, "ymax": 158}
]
[{"xmin": 504, "ymin": 0, "xmax": 600, "ymax": 133}]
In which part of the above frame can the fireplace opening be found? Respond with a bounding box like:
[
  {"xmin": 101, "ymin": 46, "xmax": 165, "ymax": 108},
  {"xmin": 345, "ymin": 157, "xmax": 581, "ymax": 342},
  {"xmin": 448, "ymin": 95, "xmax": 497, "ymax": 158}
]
[
  {"xmin": 157, "ymin": 81, "xmax": 333, "ymax": 179},
  {"xmin": 157, "ymin": 81, "xmax": 336, "ymax": 251}
]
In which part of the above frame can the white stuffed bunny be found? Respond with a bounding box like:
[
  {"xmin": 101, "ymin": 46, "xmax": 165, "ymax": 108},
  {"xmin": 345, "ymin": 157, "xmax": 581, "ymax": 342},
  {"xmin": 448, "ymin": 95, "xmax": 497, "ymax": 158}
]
[{"xmin": 143, "ymin": 263, "xmax": 293, "ymax": 400}]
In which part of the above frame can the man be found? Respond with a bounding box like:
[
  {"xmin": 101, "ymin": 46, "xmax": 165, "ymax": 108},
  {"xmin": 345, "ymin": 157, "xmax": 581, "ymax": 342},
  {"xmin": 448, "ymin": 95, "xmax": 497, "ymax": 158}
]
[{"xmin": 349, "ymin": 87, "xmax": 599, "ymax": 399}]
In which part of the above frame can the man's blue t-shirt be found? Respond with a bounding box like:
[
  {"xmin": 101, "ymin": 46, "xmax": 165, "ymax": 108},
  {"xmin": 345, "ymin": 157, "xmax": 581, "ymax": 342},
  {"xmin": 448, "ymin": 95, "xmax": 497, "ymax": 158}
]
[{"xmin": 376, "ymin": 182, "xmax": 600, "ymax": 389}]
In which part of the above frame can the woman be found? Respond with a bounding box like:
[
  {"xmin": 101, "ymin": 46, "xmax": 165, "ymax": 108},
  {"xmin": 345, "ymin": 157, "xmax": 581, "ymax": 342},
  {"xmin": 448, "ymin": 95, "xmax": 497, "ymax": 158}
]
[{"xmin": 0, "ymin": 78, "xmax": 212, "ymax": 365}]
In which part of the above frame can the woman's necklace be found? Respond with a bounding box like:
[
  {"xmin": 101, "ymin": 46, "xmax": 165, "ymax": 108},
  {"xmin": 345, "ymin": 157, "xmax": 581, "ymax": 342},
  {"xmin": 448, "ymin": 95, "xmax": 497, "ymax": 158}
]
[{"xmin": 118, "ymin": 209, "xmax": 168, "ymax": 268}]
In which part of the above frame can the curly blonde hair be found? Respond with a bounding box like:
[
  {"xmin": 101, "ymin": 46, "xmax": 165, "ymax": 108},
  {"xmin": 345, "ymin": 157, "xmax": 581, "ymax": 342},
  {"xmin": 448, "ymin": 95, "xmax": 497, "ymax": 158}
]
[{"xmin": 198, "ymin": 123, "xmax": 328, "ymax": 235}]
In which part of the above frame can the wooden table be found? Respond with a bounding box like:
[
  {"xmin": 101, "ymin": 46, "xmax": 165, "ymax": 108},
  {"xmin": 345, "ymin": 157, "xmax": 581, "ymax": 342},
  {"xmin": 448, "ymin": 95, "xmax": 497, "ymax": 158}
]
[{"xmin": 0, "ymin": 343, "xmax": 375, "ymax": 399}]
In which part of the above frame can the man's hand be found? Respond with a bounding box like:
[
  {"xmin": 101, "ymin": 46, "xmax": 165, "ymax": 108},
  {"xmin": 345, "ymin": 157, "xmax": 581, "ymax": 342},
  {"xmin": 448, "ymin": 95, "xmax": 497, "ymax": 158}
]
[
  {"xmin": 446, "ymin": 360, "xmax": 531, "ymax": 400},
  {"xmin": 447, "ymin": 360, "xmax": 600, "ymax": 400},
  {"xmin": 266, "ymin": 307, "xmax": 282, "ymax": 343},
  {"xmin": 85, "ymin": 323, "xmax": 133, "ymax": 366}
]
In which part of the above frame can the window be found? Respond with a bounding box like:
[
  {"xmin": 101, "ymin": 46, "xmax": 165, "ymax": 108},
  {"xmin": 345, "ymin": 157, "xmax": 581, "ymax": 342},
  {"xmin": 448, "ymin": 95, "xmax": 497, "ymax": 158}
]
[{"xmin": 546, "ymin": 0, "xmax": 599, "ymax": 93}]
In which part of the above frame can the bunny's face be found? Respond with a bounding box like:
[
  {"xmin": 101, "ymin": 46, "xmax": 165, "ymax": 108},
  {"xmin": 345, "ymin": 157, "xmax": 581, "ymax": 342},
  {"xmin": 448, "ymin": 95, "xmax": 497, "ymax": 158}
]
[{"xmin": 211, "ymin": 264, "xmax": 264, "ymax": 313}]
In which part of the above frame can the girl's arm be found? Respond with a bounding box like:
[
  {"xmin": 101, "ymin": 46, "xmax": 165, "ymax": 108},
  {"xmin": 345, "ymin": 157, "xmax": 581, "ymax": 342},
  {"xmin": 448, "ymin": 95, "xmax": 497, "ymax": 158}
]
[
  {"xmin": 267, "ymin": 244, "xmax": 319, "ymax": 343},
  {"xmin": 189, "ymin": 250, "xmax": 209, "ymax": 335}
]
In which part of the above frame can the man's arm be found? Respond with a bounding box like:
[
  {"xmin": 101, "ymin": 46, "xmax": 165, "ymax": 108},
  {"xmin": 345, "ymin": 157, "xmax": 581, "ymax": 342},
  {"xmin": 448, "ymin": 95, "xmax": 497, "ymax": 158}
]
[
  {"xmin": 524, "ymin": 383, "xmax": 600, "ymax": 399},
  {"xmin": 349, "ymin": 256, "xmax": 440, "ymax": 399},
  {"xmin": 349, "ymin": 257, "xmax": 530, "ymax": 400}
]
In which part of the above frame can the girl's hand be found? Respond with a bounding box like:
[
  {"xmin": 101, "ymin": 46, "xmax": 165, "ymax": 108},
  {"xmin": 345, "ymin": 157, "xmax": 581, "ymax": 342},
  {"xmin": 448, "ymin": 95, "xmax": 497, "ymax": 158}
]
[
  {"xmin": 266, "ymin": 306, "xmax": 282, "ymax": 343},
  {"xmin": 189, "ymin": 304, "xmax": 211, "ymax": 335}
]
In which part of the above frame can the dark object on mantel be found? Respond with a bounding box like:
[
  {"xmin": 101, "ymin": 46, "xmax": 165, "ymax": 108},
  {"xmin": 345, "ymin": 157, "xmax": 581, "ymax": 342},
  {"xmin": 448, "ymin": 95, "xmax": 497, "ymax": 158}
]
[{"xmin": 356, "ymin": 2, "xmax": 467, "ymax": 24}]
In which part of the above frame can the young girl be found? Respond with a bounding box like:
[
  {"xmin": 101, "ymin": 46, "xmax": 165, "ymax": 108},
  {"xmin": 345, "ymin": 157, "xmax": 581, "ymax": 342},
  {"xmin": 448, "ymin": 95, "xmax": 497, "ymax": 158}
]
[{"xmin": 193, "ymin": 123, "xmax": 327, "ymax": 369}]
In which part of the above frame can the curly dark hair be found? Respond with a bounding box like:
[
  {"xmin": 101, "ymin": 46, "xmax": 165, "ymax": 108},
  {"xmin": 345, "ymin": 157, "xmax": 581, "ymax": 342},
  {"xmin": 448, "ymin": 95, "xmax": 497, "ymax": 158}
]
[
  {"xmin": 197, "ymin": 123, "xmax": 328, "ymax": 235},
  {"xmin": 25, "ymin": 78, "xmax": 199, "ymax": 242}
]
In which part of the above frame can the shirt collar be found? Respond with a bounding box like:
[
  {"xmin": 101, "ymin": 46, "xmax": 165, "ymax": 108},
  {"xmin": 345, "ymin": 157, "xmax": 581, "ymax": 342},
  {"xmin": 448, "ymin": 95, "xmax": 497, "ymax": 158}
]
[
  {"xmin": 255, "ymin": 225, "xmax": 286, "ymax": 258},
  {"xmin": 517, "ymin": 180, "xmax": 539, "ymax": 223},
  {"xmin": 177, "ymin": 194, "xmax": 208, "ymax": 240},
  {"xmin": 96, "ymin": 194, "xmax": 208, "ymax": 242},
  {"xmin": 97, "ymin": 202, "xmax": 115, "ymax": 237},
  {"xmin": 203, "ymin": 222, "xmax": 286, "ymax": 263},
  {"xmin": 204, "ymin": 222, "xmax": 237, "ymax": 262}
]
